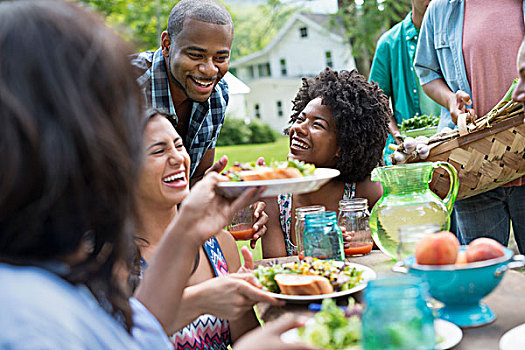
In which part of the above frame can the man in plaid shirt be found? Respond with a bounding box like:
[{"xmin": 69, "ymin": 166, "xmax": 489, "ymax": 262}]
[{"xmin": 131, "ymin": 0, "xmax": 232, "ymax": 184}]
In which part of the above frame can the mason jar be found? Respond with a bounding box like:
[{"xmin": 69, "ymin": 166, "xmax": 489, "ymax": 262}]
[
  {"xmin": 303, "ymin": 211, "xmax": 344, "ymax": 261},
  {"xmin": 294, "ymin": 205, "xmax": 325, "ymax": 259},
  {"xmin": 362, "ymin": 276, "xmax": 435, "ymax": 350},
  {"xmin": 338, "ymin": 198, "xmax": 373, "ymax": 257}
]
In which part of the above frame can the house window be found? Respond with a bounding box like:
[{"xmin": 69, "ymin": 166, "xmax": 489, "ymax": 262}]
[
  {"xmin": 247, "ymin": 65, "xmax": 254, "ymax": 79},
  {"xmin": 258, "ymin": 62, "xmax": 271, "ymax": 77},
  {"xmin": 254, "ymin": 104, "xmax": 261, "ymax": 119},
  {"xmin": 300, "ymin": 27, "xmax": 308, "ymax": 38},
  {"xmin": 280, "ymin": 58, "xmax": 287, "ymax": 76},
  {"xmin": 325, "ymin": 51, "xmax": 333, "ymax": 68},
  {"xmin": 276, "ymin": 100, "xmax": 283, "ymax": 117}
]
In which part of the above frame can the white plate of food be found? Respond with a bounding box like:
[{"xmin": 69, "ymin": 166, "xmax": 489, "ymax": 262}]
[
  {"xmin": 281, "ymin": 317, "xmax": 462, "ymax": 350},
  {"xmin": 215, "ymin": 160, "xmax": 340, "ymax": 198},
  {"xmin": 435, "ymin": 319, "xmax": 463, "ymax": 350},
  {"xmin": 499, "ymin": 322, "xmax": 525, "ymax": 350},
  {"xmin": 254, "ymin": 260, "xmax": 376, "ymax": 303}
]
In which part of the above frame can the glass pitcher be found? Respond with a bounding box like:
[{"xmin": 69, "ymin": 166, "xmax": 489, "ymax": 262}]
[{"xmin": 369, "ymin": 161, "xmax": 458, "ymax": 260}]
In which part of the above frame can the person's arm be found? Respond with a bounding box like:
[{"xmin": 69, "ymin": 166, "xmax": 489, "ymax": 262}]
[
  {"xmin": 369, "ymin": 36, "xmax": 400, "ymax": 139},
  {"xmin": 261, "ymin": 198, "xmax": 287, "ymax": 258},
  {"xmin": 163, "ymin": 232, "xmax": 279, "ymax": 338},
  {"xmin": 166, "ymin": 274, "xmax": 278, "ymax": 336},
  {"xmin": 217, "ymin": 231, "xmax": 262, "ymax": 342},
  {"xmin": 190, "ymin": 148, "xmax": 216, "ymax": 186},
  {"xmin": 422, "ymin": 80, "xmax": 474, "ymax": 125},
  {"xmin": 355, "ymin": 176, "xmax": 383, "ymax": 209},
  {"xmin": 134, "ymin": 173, "xmax": 264, "ymax": 333}
]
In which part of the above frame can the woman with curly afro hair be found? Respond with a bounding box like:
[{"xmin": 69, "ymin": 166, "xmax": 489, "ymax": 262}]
[{"xmin": 262, "ymin": 68, "xmax": 390, "ymax": 258}]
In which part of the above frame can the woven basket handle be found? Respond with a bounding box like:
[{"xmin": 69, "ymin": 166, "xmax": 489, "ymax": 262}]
[
  {"xmin": 432, "ymin": 161, "xmax": 459, "ymax": 213},
  {"xmin": 457, "ymin": 113, "xmax": 469, "ymax": 136}
]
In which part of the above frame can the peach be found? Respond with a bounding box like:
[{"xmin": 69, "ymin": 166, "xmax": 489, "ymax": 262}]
[
  {"xmin": 415, "ymin": 231, "xmax": 460, "ymax": 265},
  {"xmin": 465, "ymin": 237, "xmax": 505, "ymax": 263}
]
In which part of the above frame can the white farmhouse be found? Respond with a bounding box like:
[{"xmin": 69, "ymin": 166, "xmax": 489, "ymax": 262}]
[
  {"xmin": 222, "ymin": 72, "xmax": 250, "ymax": 121},
  {"xmin": 230, "ymin": 12, "xmax": 356, "ymax": 133}
]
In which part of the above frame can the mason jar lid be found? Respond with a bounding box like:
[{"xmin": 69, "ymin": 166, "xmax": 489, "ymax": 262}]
[
  {"xmin": 294, "ymin": 205, "xmax": 325, "ymax": 219},
  {"xmin": 339, "ymin": 198, "xmax": 368, "ymax": 211},
  {"xmin": 364, "ymin": 275, "xmax": 430, "ymax": 302},
  {"xmin": 304, "ymin": 211, "xmax": 337, "ymax": 226}
]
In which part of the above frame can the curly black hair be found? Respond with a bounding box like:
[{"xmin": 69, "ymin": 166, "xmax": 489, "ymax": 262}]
[{"xmin": 287, "ymin": 68, "xmax": 390, "ymax": 184}]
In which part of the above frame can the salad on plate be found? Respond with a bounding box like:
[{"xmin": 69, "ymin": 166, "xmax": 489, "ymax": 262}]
[{"xmin": 254, "ymin": 258, "xmax": 364, "ymax": 295}]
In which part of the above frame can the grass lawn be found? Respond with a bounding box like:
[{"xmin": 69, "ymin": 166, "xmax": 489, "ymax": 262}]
[
  {"xmin": 236, "ymin": 239, "xmax": 263, "ymax": 262},
  {"xmin": 215, "ymin": 136, "xmax": 289, "ymax": 168},
  {"xmin": 216, "ymin": 137, "xmax": 289, "ymax": 262}
]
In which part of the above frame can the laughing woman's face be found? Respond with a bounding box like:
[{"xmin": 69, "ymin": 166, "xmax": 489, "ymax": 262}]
[
  {"xmin": 287, "ymin": 97, "xmax": 340, "ymax": 168},
  {"xmin": 136, "ymin": 115, "xmax": 191, "ymax": 207}
]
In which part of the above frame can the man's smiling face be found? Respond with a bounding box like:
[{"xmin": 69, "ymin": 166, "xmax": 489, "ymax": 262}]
[{"xmin": 164, "ymin": 17, "xmax": 233, "ymax": 102}]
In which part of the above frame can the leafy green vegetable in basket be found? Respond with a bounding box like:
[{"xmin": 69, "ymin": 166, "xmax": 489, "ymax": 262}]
[
  {"xmin": 298, "ymin": 298, "xmax": 361, "ymax": 350},
  {"xmin": 399, "ymin": 114, "xmax": 439, "ymax": 131}
]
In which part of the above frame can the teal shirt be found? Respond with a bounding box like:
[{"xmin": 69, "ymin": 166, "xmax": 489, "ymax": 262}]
[{"xmin": 369, "ymin": 12, "xmax": 441, "ymax": 164}]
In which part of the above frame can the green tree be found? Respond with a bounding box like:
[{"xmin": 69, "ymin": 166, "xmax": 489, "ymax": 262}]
[
  {"xmin": 77, "ymin": 0, "xmax": 173, "ymax": 51},
  {"xmin": 228, "ymin": 0, "xmax": 297, "ymax": 60},
  {"xmin": 334, "ymin": 0, "xmax": 411, "ymax": 76},
  {"xmin": 76, "ymin": 0, "xmax": 297, "ymax": 59}
]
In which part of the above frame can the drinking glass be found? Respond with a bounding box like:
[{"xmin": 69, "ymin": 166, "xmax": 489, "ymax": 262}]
[
  {"xmin": 228, "ymin": 205, "xmax": 255, "ymax": 240},
  {"xmin": 303, "ymin": 211, "xmax": 344, "ymax": 261},
  {"xmin": 337, "ymin": 198, "xmax": 373, "ymax": 257},
  {"xmin": 295, "ymin": 205, "xmax": 325, "ymax": 259},
  {"xmin": 362, "ymin": 276, "xmax": 435, "ymax": 350},
  {"xmin": 397, "ymin": 223, "xmax": 441, "ymax": 261}
]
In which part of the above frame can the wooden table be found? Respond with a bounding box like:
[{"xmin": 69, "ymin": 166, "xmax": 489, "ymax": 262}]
[{"xmin": 255, "ymin": 251, "xmax": 525, "ymax": 350}]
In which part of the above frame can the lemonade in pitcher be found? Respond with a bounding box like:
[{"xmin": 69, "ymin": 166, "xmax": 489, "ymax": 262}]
[{"xmin": 369, "ymin": 162, "xmax": 458, "ymax": 260}]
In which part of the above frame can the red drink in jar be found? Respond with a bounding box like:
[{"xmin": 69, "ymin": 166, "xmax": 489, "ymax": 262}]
[
  {"xmin": 228, "ymin": 223, "xmax": 255, "ymax": 240},
  {"xmin": 345, "ymin": 241, "xmax": 373, "ymax": 256}
]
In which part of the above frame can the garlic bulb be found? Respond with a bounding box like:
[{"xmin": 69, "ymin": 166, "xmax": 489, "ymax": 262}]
[
  {"xmin": 393, "ymin": 151, "xmax": 407, "ymax": 163},
  {"xmin": 417, "ymin": 145, "xmax": 430, "ymax": 159},
  {"xmin": 403, "ymin": 137, "xmax": 416, "ymax": 153}
]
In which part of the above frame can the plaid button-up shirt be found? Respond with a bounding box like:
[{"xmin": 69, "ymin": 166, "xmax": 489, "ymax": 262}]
[{"xmin": 131, "ymin": 49, "xmax": 229, "ymax": 177}]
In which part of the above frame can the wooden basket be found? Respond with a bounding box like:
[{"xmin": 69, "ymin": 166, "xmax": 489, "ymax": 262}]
[{"xmin": 419, "ymin": 113, "xmax": 525, "ymax": 200}]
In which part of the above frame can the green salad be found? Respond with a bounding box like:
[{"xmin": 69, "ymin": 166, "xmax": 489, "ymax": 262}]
[
  {"xmin": 298, "ymin": 298, "xmax": 361, "ymax": 350},
  {"xmin": 224, "ymin": 158, "xmax": 316, "ymax": 182},
  {"xmin": 253, "ymin": 259, "xmax": 364, "ymax": 294}
]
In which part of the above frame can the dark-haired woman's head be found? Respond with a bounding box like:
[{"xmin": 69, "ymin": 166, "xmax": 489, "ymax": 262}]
[
  {"xmin": 137, "ymin": 108, "xmax": 191, "ymax": 209},
  {"xmin": 287, "ymin": 68, "xmax": 390, "ymax": 183},
  {"xmin": 0, "ymin": 0, "xmax": 143, "ymax": 329}
]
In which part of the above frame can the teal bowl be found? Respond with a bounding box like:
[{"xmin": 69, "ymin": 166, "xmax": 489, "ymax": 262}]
[{"xmin": 393, "ymin": 248, "xmax": 524, "ymax": 328}]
